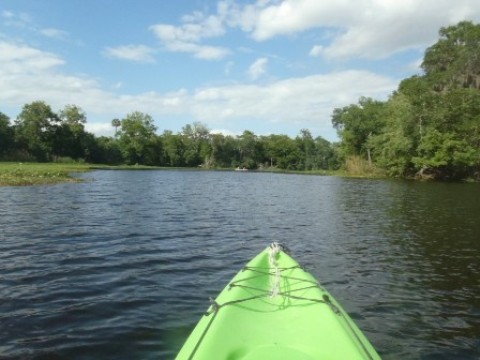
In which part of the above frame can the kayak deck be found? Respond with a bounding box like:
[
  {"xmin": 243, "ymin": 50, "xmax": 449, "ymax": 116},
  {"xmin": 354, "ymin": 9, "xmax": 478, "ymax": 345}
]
[{"xmin": 176, "ymin": 244, "xmax": 380, "ymax": 360}]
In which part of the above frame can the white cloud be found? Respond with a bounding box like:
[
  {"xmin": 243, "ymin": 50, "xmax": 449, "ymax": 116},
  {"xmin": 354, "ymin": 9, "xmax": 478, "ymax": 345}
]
[
  {"xmin": 0, "ymin": 40, "xmax": 186, "ymax": 118},
  {"xmin": 218, "ymin": 0, "xmax": 266, "ymax": 33},
  {"xmin": 210, "ymin": 128, "xmax": 239, "ymax": 137},
  {"xmin": 0, "ymin": 39, "xmax": 397, "ymax": 140},
  {"xmin": 192, "ymin": 70, "xmax": 397, "ymax": 139},
  {"xmin": 159, "ymin": 39, "xmax": 230, "ymax": 60},
  {"xmin": 235, "ymin": 0, "xmax": 480, "ymax": 59},
  {"xmin": 1, "ymin": 10, "xmax": 32, "ymax": 28},
  {"xmin": 0, "ymin": 41, "xmax": 65, "ymax": 73},
  {"xmin": 103, "ymin": 44, "xmax": 156, "ymax": 63},
  {"xmin": 2, "ymin": 10, "xmax": 14, "ymax": 18},
  {"xmin": 309, "ymin": 45, "xmax": 323, "ymax": 57},
  {"xmin": 150, "ymin": 0, "xmax": 479, "ymax": 62},
  {"xmin": 84, "ymin": 122, "xmax": 115, "ymax": 137},
  {"xmin": 248, "ymin": 57, "xmax": 268, "ymax": 80},
  {"xmin": 150, "ymin": 10, "xmax": 230, "ymax": 60},
  {"xmin": 40, "ymin": 28, "xmax": 69, "ymax": 40}
]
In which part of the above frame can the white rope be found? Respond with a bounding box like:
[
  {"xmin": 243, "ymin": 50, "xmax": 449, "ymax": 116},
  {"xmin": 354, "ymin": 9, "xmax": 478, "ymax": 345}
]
[{"xmin": 269, "ymin": 242, "xmax": 282, "ymax": 297}]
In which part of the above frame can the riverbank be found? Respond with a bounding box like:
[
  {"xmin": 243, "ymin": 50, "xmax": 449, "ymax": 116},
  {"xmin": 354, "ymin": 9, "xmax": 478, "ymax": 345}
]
[
  {"xmin": 0, "ymin": 163, "xmax": 213, "ymax": 186},
  {"xmin": 0, "ymin": 162, "xmax": 93, "ymax": 186},
  {"xmin": 0, "ymin": 162, "xmax": 384, "ymax": 187}
]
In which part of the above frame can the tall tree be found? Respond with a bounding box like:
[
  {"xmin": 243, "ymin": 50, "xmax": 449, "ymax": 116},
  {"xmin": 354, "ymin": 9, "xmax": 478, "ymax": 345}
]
[
  {"xmin": 422, "ymin": 21, "xmax": 480, "ymax": 91},
  {"xmin": 237, "ymin": 130, "xmax": 264, "ymax": 169},
  {"xmin": 112, "ymin": 118, "xmax": 121, "ymax": 137},
  {"xmin": 14, "ymin": 101, "xmax": 60, "ymax": 161},
  {"xmin": 59, "ymin": 105, "xmax": 86, "ymax": 133},
  {"xmin": 369, "ymin": 93, "xmax": 417, "ymax": 176},
  {"xmin": 118, "ymin": 111, "xmax": 157, "ymax": 164},
  {"xmin": 345, "ymin": 21, "xmax": 480, "ymax": 179},
  {"xmin": 209, "ymin": 133, "xmax": 237, "ymax": 168},
  {"xmin": 296, "ymin": 129, "xmax": 316, "ymax": 170},
  {"xmin": 56, "ymin": 104, "xmax": 88, "ymax": 159},
  {"xmin": 181, "ymin": 122, "xmax": 211, "ymax": 166},
  {"xmin": 332, "ymin": 97, "xmax": 386, "ymax": 161},
  {"xmin": 161, "ymin": 130, "xmax": 185, "ymax": 166},
  {"xmin": 313, "ymin": 136, "xmax": 339, "ymax": 170},
  {"xmin": 0, "ymin": 112, "xmax": 13, "ymax": 158},
  {"xmin": 0, "ymin": 112, "xmax": 13, "ymax": 157},
  {"xmin": 412, "ymin": 88, "xmax": 480, "ymax": 179},
  {"xmin": 91, "ymin": 136, "xmax": 122, "ymax": 164},
  {"xmin": 263, "ymin": 134, "xmax": 299, "ymax": 170}
]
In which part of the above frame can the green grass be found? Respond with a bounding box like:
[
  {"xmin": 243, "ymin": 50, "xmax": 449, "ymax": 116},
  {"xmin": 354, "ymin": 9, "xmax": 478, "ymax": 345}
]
[
  {"xmin": 0, "ymin": 162, "xmax": 206, "ymax": 186},
  {"xmin": 340, "ymin": 156, "xmax": 387, "ymax": 179},
  {"xmin": 0, "ymin": 162, "xmax": 91, "ymax": 186}
]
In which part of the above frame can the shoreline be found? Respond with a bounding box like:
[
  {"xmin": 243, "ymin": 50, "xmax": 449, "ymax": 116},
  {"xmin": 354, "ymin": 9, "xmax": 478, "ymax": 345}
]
[
  {"xmin": 0, "ymin": 162, "xmax": 398, "ymax": 187},
  {"xmin": 0, "ymin": 162, "xmax": 91, "ymax": 186}
]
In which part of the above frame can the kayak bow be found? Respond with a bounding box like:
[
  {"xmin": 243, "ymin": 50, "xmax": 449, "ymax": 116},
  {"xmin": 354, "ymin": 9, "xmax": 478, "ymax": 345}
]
[{"xmin": 176, "ymin": 243, "xmax": 381, "ymax": 360}]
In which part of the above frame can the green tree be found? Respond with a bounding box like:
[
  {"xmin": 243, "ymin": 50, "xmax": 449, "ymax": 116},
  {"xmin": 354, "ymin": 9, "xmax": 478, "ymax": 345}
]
[
  {"xmin": 92, "ymin": 136, "xmax": 123, "ymax": 164},
  {"xmin": 422, "ymin": 21, "xmax": 480, "ymax": 91},
  {"xmin": 396, "ymin": 75, "xmax": 441, "ymax": 142},
  {"xmin": 14, "ymin": 101, "xmax": 60, "ymax": 161},
  {"xmin": 181, "ymin": 122, "xmax": 211, "ymax": 166},
  {"xmin": 59, "ymin": 105, "xmax": 86, "ymax": 133},
  {"xmin": 295, "ymin": 129, "xmax": 316, "ymax": 170},
  {"xmin": 161, "ymin": 130, "xmax": 185, "ymax": 166},
  {"xmin": 118, "ymin": 111, "xmax": 157, "ymax": 164},
  {"xmin": 209, "ymin": 133, "xmax": 238, "ymax": 167},
  {"xmin": 332, "ymin": 97, "xmax": 386, "ymax": 163},
  {"xmin": 313, "ymin": 136, "xmax": 339, "ymax": 170},
  {"xmin": 56, "ymin": 104, "xmax": 88, "ymax": 160},
  {"xmin": 263, "ymin": 134, "xmax": 299, "ymax": 170},
  {"xmin": 369, "ymin": 93, "xmax": 417, "ymax": 176},
  {"xmin": 0, "ymin": 112, "xmax": 13, "ymax": 158},
  {"xmin": 413, "ymin": 129, "xmax": 478, "ymax": 179},
  {"xmin": 411, "ymin": 88, "xmax": 480, "ymax": 179},
  {"xmin": 112, "ymin": 118, "xmax": 121, "ymax": 137},
  {"xmin": 356, "ymin": 21, "xmax": 480, "ymax": 179},
  {"xmin": 144, "ymin": 135, "xmax": 164, "ymax": 166},
  {"xmin": 237, "ymin": 130, "xmax": 264, "ymax": 169}
]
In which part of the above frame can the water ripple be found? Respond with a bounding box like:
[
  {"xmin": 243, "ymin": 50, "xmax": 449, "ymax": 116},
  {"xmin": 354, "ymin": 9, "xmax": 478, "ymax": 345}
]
[{"xmin": 0, "ymin": 172, "xmax": 479, "ymax": 359}]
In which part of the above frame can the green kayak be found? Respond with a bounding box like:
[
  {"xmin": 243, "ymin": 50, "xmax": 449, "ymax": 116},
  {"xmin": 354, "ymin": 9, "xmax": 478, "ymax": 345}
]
[{"xmin": 176, "ymin": 243, "xmax": 381, "ymax": 360}]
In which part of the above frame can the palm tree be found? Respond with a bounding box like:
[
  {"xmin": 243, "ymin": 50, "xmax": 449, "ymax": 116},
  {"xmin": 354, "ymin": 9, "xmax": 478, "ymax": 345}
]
[{"xmin": 111, "ymin": 118, "xmax": 121, "ymax": 137}]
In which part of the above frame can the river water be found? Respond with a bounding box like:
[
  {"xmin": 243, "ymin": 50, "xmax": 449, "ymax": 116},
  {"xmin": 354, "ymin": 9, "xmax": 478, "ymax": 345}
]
[{"xmin": 0, "ymin": 170, "xmax": 479, "ymax": 359}]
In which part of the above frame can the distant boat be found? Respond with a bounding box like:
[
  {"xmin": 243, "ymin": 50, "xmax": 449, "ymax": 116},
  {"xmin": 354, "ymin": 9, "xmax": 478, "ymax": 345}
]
[{"xmin": 235, "ymin": 167, "xmax": 248, "ymax": 171}]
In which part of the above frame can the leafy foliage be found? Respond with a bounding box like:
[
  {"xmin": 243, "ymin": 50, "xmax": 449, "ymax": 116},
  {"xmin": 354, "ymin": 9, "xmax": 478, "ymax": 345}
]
[
  {"xmin": 332, "ymin": 21, "xmax": 480, "ymax": 180},
  {"xmin": 1, "ymin": 103, "xmax": 339, "ymax": 171},
  {"xmin": 0, "ymin": 112, "xmax": 13, "ymax": 157},
  {"xmin": 118, "ymin": 111, "xmax": 157, "ymax": 165},
  {"xmin": 14, "ymin": 101, "xmax": 60, "ymax": 161}
]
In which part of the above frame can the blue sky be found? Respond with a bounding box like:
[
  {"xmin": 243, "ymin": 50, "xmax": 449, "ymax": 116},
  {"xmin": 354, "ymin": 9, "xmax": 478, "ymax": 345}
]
[{"xmin": 1, "ymin": 0, "xmax": 479, "ymax": 141}]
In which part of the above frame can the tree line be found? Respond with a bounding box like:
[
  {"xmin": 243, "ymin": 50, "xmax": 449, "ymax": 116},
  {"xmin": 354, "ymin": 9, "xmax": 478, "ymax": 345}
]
[
  {"xmin": 2, "ymin": 21, "xmax": 479, "ymax": 179},
  {"xmin": 332, "ymin": 21, "xmax": 480, "ymax": 180},
  {"xmin": 0, "ymin": 103, "xmax": 340, "ymax": 171}
]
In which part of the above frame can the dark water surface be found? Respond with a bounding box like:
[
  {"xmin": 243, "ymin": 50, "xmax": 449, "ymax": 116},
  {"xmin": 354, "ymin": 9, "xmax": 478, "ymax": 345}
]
[{"xmin": 1, "ymin": 170, "xmax": 479, "ymax": 359}]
